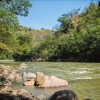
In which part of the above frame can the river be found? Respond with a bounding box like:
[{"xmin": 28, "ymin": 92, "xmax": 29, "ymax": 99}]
[{"xmin": 0, "ymin": 61, "xmax": 100, "ymax": 100}]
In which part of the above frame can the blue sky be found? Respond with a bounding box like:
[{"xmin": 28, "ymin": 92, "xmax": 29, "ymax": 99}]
[{"xmin": 18, "ymin": 0, "xmax": 98, "ymax": 30}]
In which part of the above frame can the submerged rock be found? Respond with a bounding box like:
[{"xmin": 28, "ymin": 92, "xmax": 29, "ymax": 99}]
[{"xmin": 36, "ymin": 72, "xmax": 68, "ymax": 88}]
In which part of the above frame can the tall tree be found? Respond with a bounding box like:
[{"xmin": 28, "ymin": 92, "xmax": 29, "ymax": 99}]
[{"xmin": 57, "ymin": 9, "xmax": 80, "ymax": 34}]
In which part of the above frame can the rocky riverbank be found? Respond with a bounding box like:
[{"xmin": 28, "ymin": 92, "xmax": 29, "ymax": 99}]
[{"xmin": 0, "ymin": 63, "xmax": 69, "ymax": 100}]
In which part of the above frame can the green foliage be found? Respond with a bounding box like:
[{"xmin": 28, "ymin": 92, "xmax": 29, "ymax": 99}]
[
  {"xmin": 37, "ymin": 36, "xmax": 58, "ymax": 60},
  {"xmin": 12, "ymin": 27, "xmax": 53, "ymax": 61},
  {"xmin": 0, "ymin": 9, "xmax": 19, "ymax": 59},
  {"xmin": 18, "ymin": 34, "xmax": 32, "ymax": 45},
  {"xmin": 0, "ymin": 43, "xmax": 13, "ymax": 59},
  {"xmin": 0, "ymin": 9, "xmax": 19, "ymax": 40},
  {"xmin": 0, "ymin": 0, "xmax": 32, "ymax": 16}
]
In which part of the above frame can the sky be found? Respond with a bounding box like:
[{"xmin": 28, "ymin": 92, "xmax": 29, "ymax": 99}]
[{"xmin": 18, "ymin": 0, "xmax": 98, "ymax": 30}]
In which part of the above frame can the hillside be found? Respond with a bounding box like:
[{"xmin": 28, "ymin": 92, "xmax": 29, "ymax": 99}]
[{"xmin": 18, "ymin": 26, "xmax": 53, "ymax": 47}]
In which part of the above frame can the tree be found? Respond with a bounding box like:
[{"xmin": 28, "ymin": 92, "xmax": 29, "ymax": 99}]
[
  {"xmin": 0, "ymin": 9, "xmax": 19, "ymax": 59},
  {"xmin": 57, "ymin": 9, "xmax": 80, "ymax": 34},
  {"xmin": 0, "ymin": 0, "xmax": 32, "ymax": 59},
  {"xmin": 57, "ymin": 14, "xmax": 70, "ymax": 33},
  {"xmin": 0, "ymin": 9, "xmax": 18, "ymax": 43},
  {"xmin": 0, "ymin": 0, "xmax": 32, "ymax": 16}
]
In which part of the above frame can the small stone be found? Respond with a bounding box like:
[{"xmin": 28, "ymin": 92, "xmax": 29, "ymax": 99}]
[{"xmin": 23, "ymin": 80, "xmax": 35, "ymax": 86}]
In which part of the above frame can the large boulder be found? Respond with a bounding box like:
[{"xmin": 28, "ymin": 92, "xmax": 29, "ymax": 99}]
[
  {"xmin": 22, "ymin": 72, "xmax": 36, "ymax": 81},
  {"xmin": 43, "ymin": 76, "xmax": 68, "ymax": 88},
  {"xmin": 48, "ymin": 90, "xmax": 78, "ymax": 100},
  {"xmin": 36, "ymin": 72, "xmax": 68, "ymax": 88}
]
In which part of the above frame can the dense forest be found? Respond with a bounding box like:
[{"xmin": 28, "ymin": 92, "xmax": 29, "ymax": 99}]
[{"xmin": 0, "ymin": 0, "xmax": 100, "ymax": 62}]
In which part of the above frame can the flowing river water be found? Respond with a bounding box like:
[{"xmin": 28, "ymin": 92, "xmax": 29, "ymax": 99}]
[{"xmin": 0, "ymin": 61, "xmax": 100, "ymax": 100}]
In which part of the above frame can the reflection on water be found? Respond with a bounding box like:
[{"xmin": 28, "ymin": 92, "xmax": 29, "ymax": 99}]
[
  {"xmin": 12, "ymin": 79, "xmax": 100, "ymax": 100},
  {"xmin": 0, "ymin": 62, "xmax": 100, "ymax": 100},
  {"xmin": 12, "ymin": 84, "xmax": 68, "ymax": 98}
]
